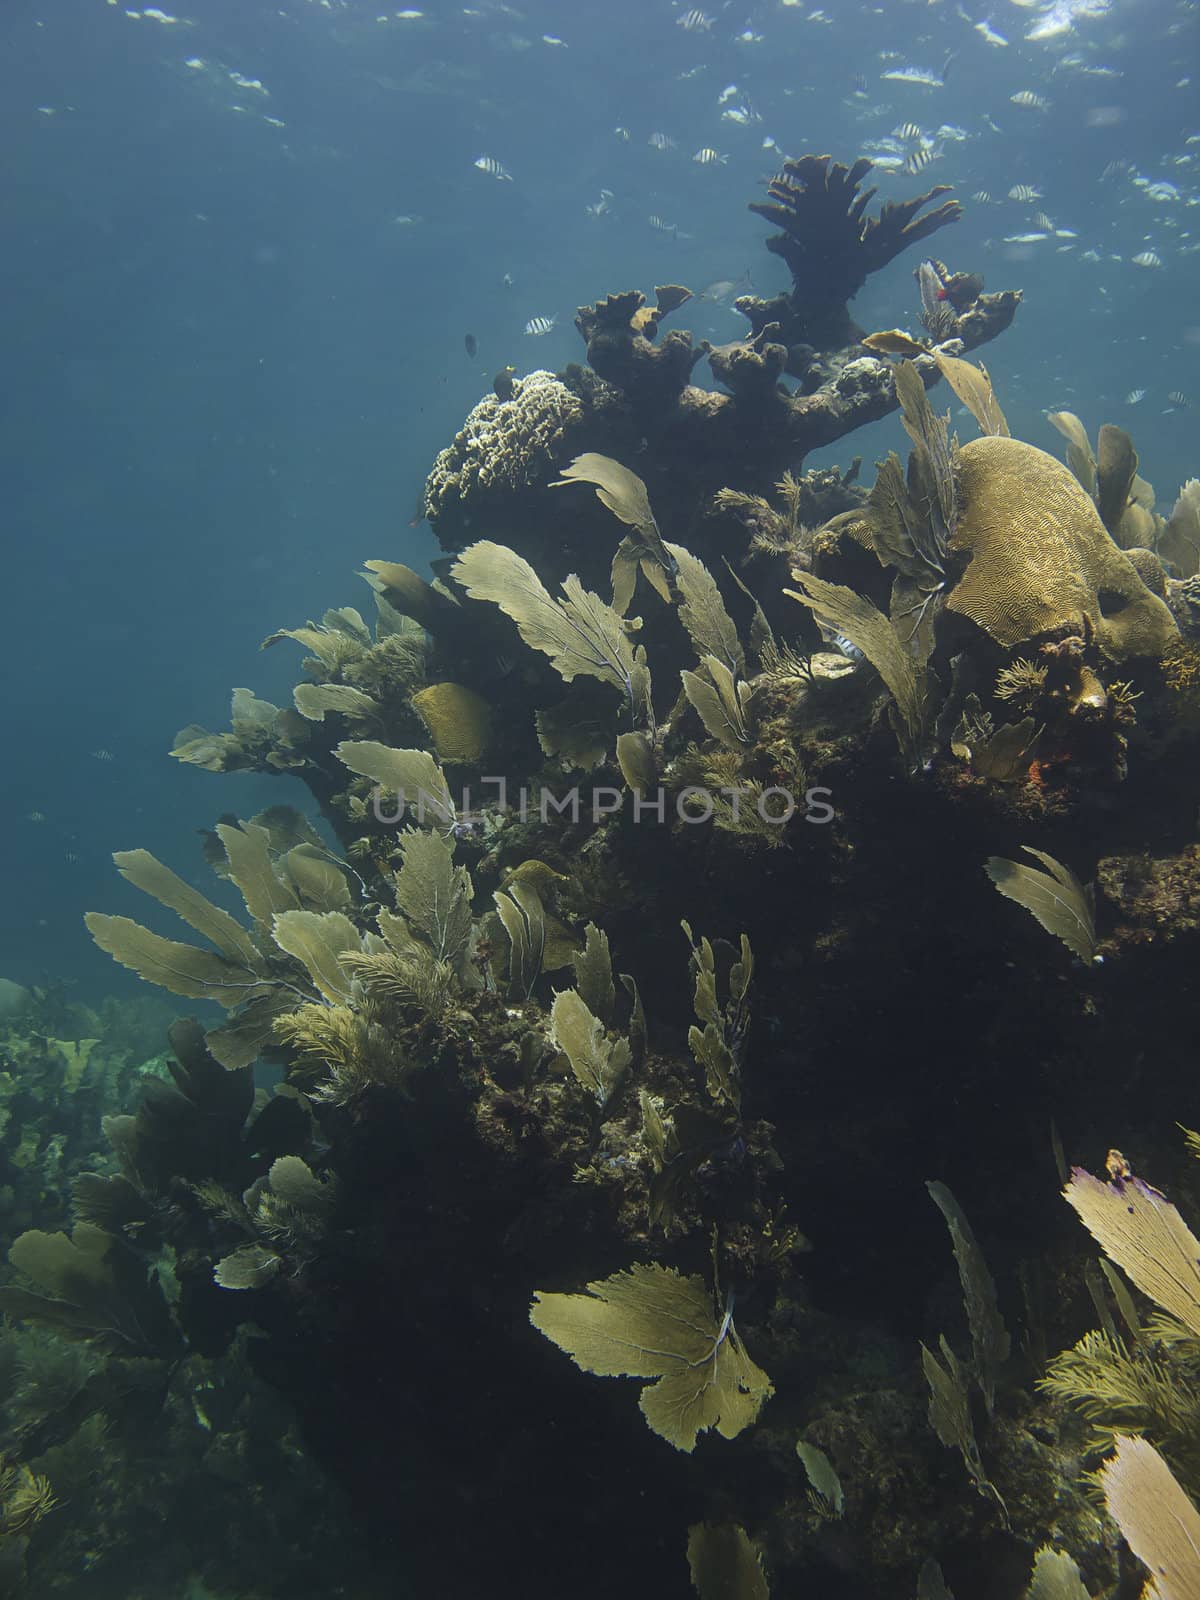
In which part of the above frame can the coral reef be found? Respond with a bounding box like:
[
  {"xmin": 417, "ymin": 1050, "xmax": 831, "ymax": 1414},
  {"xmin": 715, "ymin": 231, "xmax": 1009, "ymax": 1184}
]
[
  {"xmin": 425, "ymin": 154, "xmax": 1020, "ymax": 579},
  {"xmin": 0, "ymin": 994, "xmax": 384, "ymax": 1599},
  {"xmin": 13, "ymin": 144, "xmax": 1200, "ymax": 1600},
  {"xmin": 1096, "ymin": 845, "xmax": 1200, "ymax": 948},
  {"xmin": 743, "ymin": 154, "xmax": 962, "ymax": 353},
  {"xmin": 946, "ymin": 436, "xmax": 1177, "ymax": 661},
  {"xmin": 424, "ymin": 368, "xmax": 587, "ymax": 531}
]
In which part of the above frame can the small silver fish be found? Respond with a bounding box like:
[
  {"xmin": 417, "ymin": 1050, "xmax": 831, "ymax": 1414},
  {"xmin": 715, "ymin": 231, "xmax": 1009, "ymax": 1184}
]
[
  {"xmin": 699, "ymin": 271, "xmax": 753, "ymax": 303},
  {"xmin": 474, "ymin": 155, "xmax": 512, "ymax": 180},
  {"xmin": 1010, "ymin": 91, "xmax": 1049, "ymax": 110},
  {"xmin": 613, "ymin": 126, "xmax": 631, "ymax": 141},
  {"xmin": 881, "ymin": 65, "xmax": 944, "ymax": 87},
  {"xmin": 692, "ymin": 147, "xmax": 728, "ymax": 165},
  {"xmin": 1125, "ymin": 389, "xmax": 1146, "ymax": 405},
  {"xmin": 1132, "ymin": 250, "xmax": 1163, "ymax": 268},
  {"xmin": 523, "ymin": 316, "xmax": 556, "ymax": 336}
]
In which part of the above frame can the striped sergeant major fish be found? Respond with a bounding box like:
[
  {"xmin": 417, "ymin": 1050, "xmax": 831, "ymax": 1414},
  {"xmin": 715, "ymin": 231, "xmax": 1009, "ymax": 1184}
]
[{"xmin": 474, "ymin": 155, "xmax": 512, "ymax": 180}]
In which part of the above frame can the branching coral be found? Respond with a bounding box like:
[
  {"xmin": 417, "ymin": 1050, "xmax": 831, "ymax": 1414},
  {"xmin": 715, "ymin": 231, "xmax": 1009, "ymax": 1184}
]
[
  {"xmin": 433, "ymin": 155, "xmax": 1021, "ymax": 546},
  {"xmin": 743, "ymin": 154, "xmax": 963, "ymax": 353}
]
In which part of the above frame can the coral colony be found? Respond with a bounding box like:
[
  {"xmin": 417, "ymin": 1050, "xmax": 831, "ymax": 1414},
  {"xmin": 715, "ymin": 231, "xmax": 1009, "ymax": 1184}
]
[{"xmin": 2, "ymin": 153, "xmax": 1198, "ymax": 1596}]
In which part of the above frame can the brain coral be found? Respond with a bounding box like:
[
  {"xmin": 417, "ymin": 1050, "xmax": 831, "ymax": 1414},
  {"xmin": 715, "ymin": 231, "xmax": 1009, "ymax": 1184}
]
[
  {"xmin": 424, "ymin": 370, "xmax": 585, "ymax": 528},
  {"xmin": 947, "ymin": 436, "xmax": 1179, "ymax": 661}
]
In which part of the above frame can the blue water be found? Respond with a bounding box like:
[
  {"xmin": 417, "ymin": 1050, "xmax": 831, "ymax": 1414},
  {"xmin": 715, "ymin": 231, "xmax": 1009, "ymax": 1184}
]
[{"xmin": 1, "ymin": 0, "xmax": 1196, "ymax": 993}]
